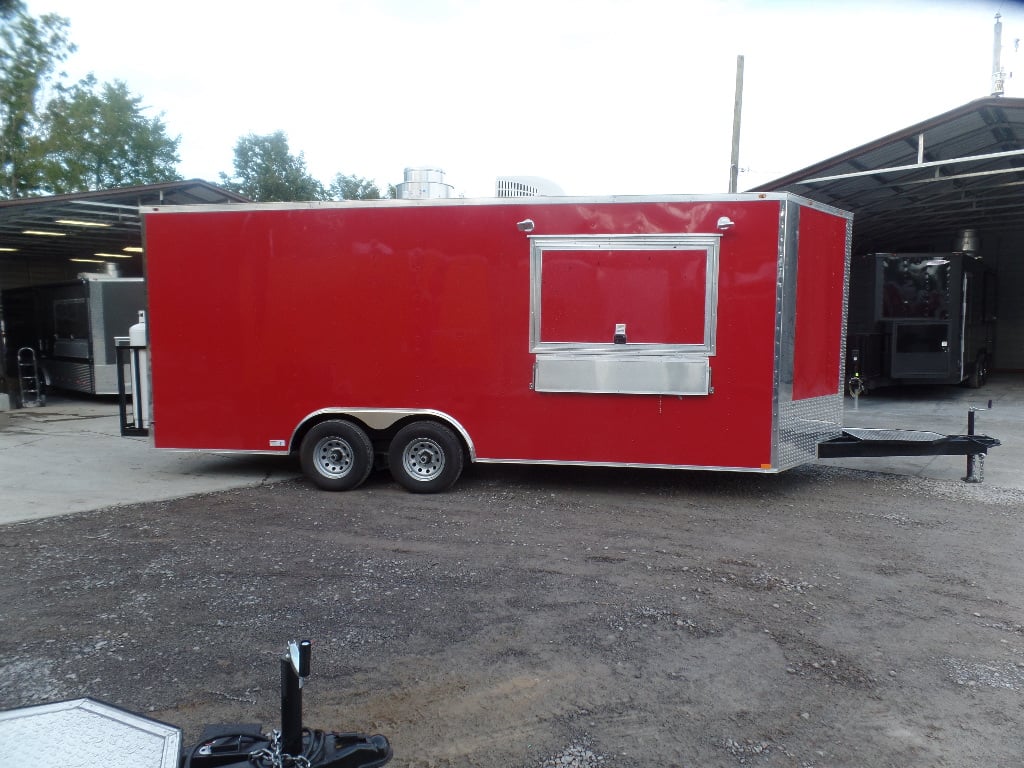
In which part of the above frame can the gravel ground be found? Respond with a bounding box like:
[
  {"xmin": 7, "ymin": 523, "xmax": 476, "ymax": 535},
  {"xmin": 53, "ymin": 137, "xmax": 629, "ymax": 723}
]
[{"xmin": 1, "ymin": 462, "xmax": 1023, "ymax": 767}]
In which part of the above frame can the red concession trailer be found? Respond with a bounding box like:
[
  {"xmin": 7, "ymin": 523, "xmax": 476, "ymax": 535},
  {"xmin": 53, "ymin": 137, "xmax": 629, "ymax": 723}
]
[{"xmin": 139, "ymin": 194, "xmax": 854, "ymax": 492}]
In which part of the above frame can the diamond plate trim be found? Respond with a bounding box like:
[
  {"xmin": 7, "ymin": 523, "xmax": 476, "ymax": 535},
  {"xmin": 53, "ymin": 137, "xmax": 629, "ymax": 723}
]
[
  {"xmin": 777, "ymin": 393, "xmax": 844, "ymax": 470},
  {"xmin": 842, "ymin": 428, "xmax": 946, "ymax": 442},
  {"xmin": 0, "ymin": 698, "xmax": 181, "ymax": 768}
]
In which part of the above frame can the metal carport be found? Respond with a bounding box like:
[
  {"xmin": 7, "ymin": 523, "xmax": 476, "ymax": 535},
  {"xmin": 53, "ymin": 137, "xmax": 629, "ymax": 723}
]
[
  {"xmin": 753, "ymin": 96, "xmax": 1024, "ymax": 371},
  {"xmin": 0, "ymin": 180, "xmax": 248, "ymax": 288},
  {"xmin": 0, "ymin": 181, "xmax": 249, "ymax": 400}
]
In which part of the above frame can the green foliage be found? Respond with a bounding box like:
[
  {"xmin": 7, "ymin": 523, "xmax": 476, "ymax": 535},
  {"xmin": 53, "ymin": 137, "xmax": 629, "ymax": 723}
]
[
  {"xmin": 0, "ymin": 0, "xmax": 74, "ymax": 198},
  {"xmin": 38, "ymin": 75, "xmax": 181, "ymax": 193},
  {"xmin": 4, "ymin": 4, "xmax": 395, "ymax": 202},
  {"xmin": 1, "ymin": 2, "xmax": 181, "ymax": 197},
  {"xmin": 328, "ymin": 173, "xmax": 387, "ymax": 200},
  {"xmin": 220, "ymin": 131, "xmax": 326, "ymax": 202},
  {"xmin": 221, "ymin": 134, "xmax": 393, "ymax": 202}
]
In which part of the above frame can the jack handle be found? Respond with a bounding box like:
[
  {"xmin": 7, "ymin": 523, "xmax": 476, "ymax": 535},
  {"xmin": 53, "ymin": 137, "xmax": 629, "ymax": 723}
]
[{"xmin": 289, "ymin": 639, "xmax": 311, "ymax": 684}]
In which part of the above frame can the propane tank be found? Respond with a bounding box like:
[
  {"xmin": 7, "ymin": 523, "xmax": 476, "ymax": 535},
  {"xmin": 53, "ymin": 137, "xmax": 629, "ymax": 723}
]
[
  {"xmin": 129, "ymin": 310, "xmax": 147, "ymax": 347},
  {"xmin": 128, "ymin": 311, "xmax": 150, "ymax": 430}
]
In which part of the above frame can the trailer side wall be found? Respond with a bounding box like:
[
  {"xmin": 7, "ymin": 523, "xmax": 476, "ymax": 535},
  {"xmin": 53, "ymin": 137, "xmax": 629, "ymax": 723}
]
[{"xmin": 144, "ymin": 197, "xmax": 849, "ymax": 472}]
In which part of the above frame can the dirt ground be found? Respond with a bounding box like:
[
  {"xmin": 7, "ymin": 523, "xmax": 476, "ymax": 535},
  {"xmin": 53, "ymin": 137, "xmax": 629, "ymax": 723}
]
[{"xmin": 1, "ymin": 462, "xmax": 1023, "ymax": 767}]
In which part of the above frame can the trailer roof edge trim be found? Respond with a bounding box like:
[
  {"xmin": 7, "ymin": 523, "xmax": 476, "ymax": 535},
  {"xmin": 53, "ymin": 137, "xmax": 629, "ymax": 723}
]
[{"xmin": 139, "ymin": 192, "xmax": 853, "ymax": 220}]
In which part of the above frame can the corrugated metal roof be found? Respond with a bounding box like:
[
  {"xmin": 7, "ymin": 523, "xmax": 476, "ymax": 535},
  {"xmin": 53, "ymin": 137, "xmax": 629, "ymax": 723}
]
[
  {"xmin": 753, "ymin": 97, "xmax": 1024, "ymax": 253},
  {"xmin": 0, "ymin": 180, "xmax": 249, "ymax": 265}
]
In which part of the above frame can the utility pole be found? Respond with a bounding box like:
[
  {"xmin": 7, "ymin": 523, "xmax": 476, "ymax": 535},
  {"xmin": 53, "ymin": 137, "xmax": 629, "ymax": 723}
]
[
  {"xmin": 729, "ymin": 55, "xmax": 745, "ymax": 193},
  {"xmin": 992, "ymin": 12, "xmax": 1005, "ymax": 96}
]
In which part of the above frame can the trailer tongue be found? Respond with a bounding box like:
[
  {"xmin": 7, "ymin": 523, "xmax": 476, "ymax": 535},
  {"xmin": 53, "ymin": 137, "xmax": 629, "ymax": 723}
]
[
  {"xmin": 817, "ymin": 427, "xmax": 999, "ymax": 459},
  {"xmin": 818, "ymin": 427, "xmax": 1000, "ymax": 458},
  {"xmin": 818, "ymin": 427, "xmax": 999, "ymax": 484},
  {"xmin": 817, "ymin": 398, "xmax": 1000, "ymax": 483}
]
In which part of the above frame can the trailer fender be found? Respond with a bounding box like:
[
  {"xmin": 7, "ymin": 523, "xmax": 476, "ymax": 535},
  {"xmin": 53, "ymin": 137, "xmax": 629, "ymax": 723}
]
[{"xmin": 291, "ymin": 408, "xmax": 477, "ymax": 461}]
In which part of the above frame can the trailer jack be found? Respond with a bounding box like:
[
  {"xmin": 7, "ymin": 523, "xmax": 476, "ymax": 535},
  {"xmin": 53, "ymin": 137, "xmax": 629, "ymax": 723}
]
[
  {"xmin": 964, "ymin": 400, "xmax": 994, "ymax": 483},
  {"xmin": 181, "ymin": 640, "xmax": 391, "ymax": 768}
]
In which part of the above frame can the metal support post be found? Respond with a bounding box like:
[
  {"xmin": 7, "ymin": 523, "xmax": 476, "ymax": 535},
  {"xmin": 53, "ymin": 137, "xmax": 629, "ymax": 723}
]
[
  {"xmin": 280, "ymin": 639, "xmax": 311, "ymax": 757},
  {"xmin": 728, "ymin": 55, "xmax": 744, "ymax": 193}
]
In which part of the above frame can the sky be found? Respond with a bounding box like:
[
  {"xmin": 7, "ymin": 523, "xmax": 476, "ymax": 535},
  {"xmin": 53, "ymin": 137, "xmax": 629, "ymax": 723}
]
[{"xmin": 23, "ymin": 0, "xmax": 1024, "ymax": 198}]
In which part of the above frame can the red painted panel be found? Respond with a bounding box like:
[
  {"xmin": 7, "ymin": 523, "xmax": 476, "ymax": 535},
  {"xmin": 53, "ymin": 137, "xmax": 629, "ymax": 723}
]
[
  {"xmin": 792, "ymin": 206, "xmax": 848, "ymax": 400},
  {"xmin": 540, "ymin": 249, "xmax": 708, "ymax": 344},
  {"xmin": 142, "ymin": 197, "xmax": 840, "ymax": 470}
]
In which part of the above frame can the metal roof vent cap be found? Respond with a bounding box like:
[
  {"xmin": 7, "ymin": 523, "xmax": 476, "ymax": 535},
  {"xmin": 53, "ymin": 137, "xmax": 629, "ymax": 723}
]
[{"xmin": 954, "ymin": 228, "xmax": 980, "ymax": 254}]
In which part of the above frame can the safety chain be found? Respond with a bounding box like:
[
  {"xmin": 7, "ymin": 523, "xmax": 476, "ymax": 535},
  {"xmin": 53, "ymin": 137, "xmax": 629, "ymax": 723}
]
[{"xmin": 248, "ymin": 730, "xmax": 312, "ymax": 768}]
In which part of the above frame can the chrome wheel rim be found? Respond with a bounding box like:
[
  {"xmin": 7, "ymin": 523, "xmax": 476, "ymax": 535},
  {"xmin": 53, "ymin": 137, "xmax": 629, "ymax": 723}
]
[
  {"xmin": 401, "ymin": 438, "xmax": 445, "ymax": 481},
  {"xmin": 313, "ymin": 436, "xmax": 355, "ymax": 478}
]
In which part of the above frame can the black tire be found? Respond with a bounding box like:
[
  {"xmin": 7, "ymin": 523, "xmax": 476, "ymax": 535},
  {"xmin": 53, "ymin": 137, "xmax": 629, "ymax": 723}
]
[
  {"xmin": 300, "ymin": 420, "xmax": 374, "ymax": 491},
  {"xmin": 967, "ymin": 352, "xmax": 988, "ymax": 389},
  {"xmin": 388, "ymin": 421, "xmax": 464, "ymax": 493}
]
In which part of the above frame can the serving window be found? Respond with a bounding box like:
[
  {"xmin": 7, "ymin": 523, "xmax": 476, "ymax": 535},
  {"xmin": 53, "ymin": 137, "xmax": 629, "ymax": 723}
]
[{"xmin": 529, "ymin": 234, "xmax": 720, "ymax": 396}]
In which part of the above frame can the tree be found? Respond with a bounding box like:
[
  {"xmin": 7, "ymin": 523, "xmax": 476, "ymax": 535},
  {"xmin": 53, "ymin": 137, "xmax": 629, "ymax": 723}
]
[
  {"xmin": 328, "ymin": 173, "xmax": 388, "ymax": 200},
  {"xmin": 37, "ymin": 75, "xmax": 181, "ymax": 193},
  {"xmin": 2, "ymin": 3, "xmax": 180, "ymax": 197},
  {"xmin": 0, "ymin": 1, "xmax": 74, "ymax": 198},
  {"xmin": 220, "ymin": 131, "xmax": 326, "ymax": 202}
]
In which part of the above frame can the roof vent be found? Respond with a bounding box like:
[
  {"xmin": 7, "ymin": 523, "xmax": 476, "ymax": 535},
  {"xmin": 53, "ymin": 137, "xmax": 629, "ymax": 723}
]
[{"xmin": 954, "ymin": 228, "xmax": 980, "ymax": 254}]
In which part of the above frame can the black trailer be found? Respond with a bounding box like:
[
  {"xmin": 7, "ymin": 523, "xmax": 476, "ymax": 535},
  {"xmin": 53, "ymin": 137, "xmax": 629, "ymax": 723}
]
[
  {"xmin": 846, "ymin": 250, "xmax": 997, "ymax": 391},
  {"xmin": 1, "ymin": 276, "xmax": 145, "ymax": 397}
]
